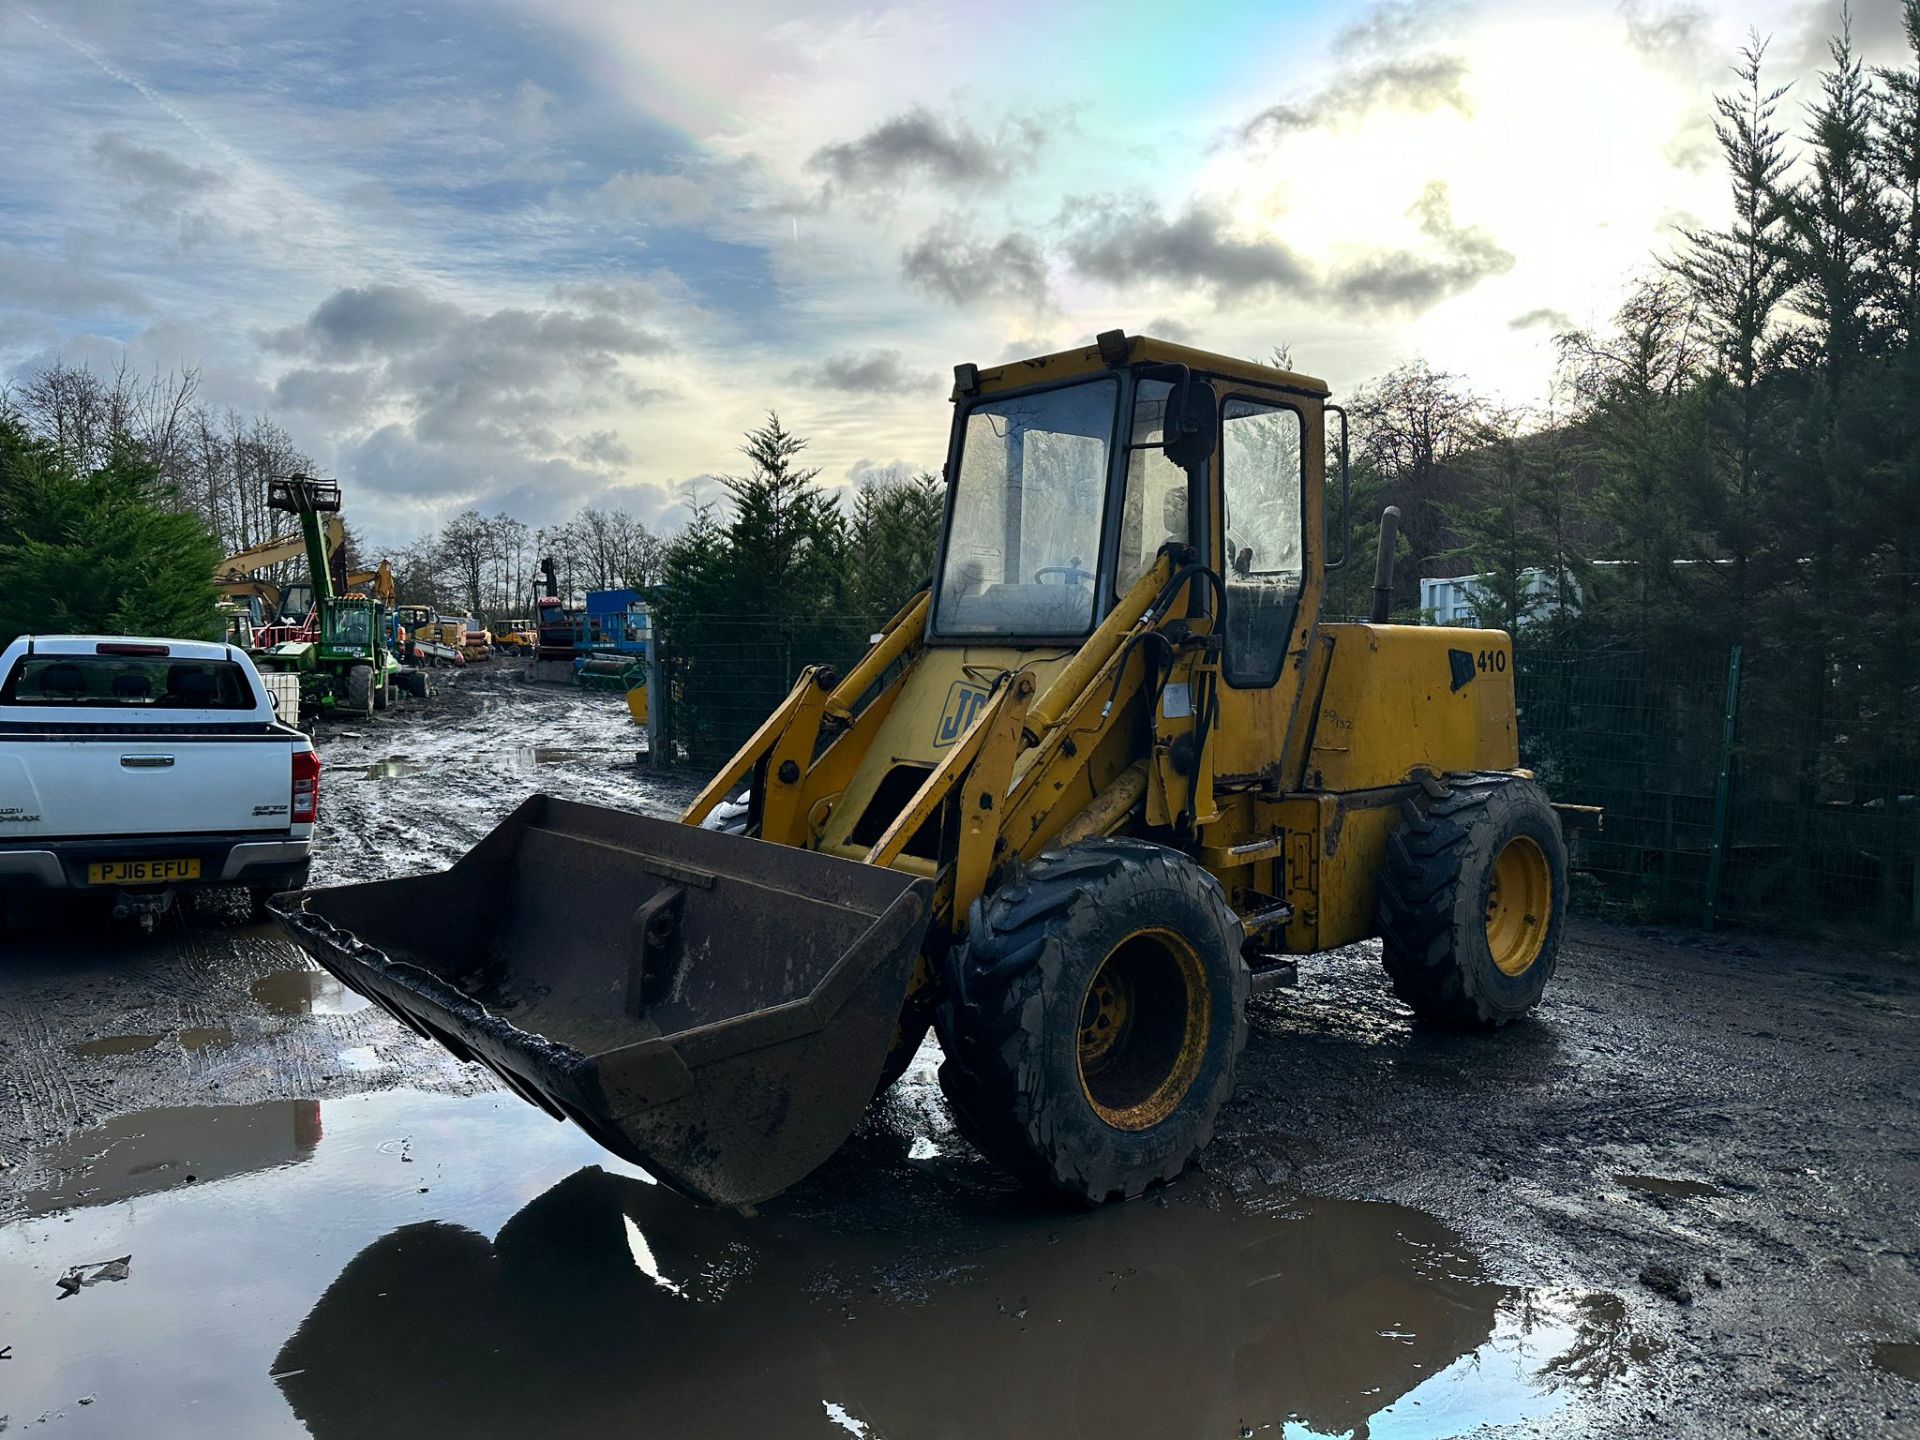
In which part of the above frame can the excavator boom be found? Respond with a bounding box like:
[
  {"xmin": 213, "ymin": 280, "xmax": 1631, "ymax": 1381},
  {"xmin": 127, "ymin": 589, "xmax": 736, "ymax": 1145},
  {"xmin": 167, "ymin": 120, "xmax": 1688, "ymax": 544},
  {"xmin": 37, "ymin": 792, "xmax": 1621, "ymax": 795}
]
[{"xmin": 214, "ymin": 517, "xmax": 344, "ymax": 585}]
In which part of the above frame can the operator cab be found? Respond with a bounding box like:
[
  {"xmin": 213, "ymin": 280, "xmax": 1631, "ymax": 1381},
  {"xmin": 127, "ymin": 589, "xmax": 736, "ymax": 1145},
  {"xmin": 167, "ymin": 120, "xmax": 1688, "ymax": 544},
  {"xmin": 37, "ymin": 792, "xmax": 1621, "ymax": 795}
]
[{"xmin": 932, "ymin": 333, "xmax": 1325, "ymax": 693}]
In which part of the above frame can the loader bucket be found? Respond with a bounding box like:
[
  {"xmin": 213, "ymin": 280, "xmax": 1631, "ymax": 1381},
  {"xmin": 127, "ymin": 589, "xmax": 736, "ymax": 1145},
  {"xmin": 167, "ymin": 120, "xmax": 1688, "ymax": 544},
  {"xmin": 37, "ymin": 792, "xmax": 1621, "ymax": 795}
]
[{"xmin": 271, "ymin": 795, "xmax": 933, "ymax": 1208}]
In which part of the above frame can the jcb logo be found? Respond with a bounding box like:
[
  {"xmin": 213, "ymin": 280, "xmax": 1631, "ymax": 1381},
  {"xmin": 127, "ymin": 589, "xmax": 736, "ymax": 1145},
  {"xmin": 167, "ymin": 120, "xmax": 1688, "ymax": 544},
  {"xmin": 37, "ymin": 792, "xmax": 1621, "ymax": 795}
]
[{"xmin": 934, "ymin": 681, "xmax": 989, "ymax": 748}]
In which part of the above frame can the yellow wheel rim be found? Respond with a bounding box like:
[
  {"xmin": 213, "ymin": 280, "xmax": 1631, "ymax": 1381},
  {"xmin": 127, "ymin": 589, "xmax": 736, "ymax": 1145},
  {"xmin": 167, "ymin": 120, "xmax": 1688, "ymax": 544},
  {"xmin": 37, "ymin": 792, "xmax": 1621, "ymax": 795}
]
[
  {"xmin": 1485, "ymin": 835, "xmax": 1552, "ymax": 977},
  {"xmin": 1076, "ymin": 927, "xmax": 1210, "ymax": 1131}
]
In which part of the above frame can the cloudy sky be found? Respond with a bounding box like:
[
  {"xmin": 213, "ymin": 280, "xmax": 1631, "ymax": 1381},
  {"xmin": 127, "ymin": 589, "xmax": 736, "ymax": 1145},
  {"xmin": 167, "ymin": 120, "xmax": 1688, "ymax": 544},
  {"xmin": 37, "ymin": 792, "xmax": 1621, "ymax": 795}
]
[{"xmin": 1, "ymin": 0, "xmax": 1910, "ymax": 547}]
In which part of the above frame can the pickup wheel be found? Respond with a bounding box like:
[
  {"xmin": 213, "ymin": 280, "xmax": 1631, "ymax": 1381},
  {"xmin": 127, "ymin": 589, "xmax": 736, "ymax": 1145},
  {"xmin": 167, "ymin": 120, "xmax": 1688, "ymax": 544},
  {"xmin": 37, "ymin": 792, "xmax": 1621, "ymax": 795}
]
[{"xmin": 346, "ymin": 664, "xmax": 375, "ymax": 717}]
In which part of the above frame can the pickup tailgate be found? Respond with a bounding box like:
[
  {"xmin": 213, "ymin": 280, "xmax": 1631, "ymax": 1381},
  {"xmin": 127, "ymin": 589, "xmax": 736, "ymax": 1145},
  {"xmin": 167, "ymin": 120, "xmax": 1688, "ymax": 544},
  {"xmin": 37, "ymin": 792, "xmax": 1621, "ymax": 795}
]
[{"xmin": 0, "ymin": 732, "xmax": 297, "ymax": 838}]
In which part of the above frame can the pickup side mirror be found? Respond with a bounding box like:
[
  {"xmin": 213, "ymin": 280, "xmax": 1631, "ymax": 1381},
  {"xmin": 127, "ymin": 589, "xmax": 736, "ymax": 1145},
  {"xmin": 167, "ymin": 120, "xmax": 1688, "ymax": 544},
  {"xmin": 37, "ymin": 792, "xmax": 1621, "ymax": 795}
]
[{"xmin": 1162, "ymin": 376, "xmax": 1217, "ymax": 471}]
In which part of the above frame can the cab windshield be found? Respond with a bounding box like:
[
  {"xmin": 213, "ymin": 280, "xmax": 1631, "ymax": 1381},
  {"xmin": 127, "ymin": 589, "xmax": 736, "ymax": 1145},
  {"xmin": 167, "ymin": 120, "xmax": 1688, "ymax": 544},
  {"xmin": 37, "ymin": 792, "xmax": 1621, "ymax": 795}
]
[
  {"xmin": 325, "ymin": 604, "xmax": 372, "ymax": 649},
  {"xmin": 935, "ymin": 377, "xmax": 1117, "ymax": 637}
]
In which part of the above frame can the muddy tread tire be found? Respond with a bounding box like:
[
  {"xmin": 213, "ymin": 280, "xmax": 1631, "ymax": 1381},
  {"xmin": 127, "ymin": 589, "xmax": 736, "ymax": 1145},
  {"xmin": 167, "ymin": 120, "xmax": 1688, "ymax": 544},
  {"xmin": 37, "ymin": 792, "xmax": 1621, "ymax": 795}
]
[
  {"xmin": 345, "ymin": 664, "xmax": 374, "ymax": 718},
  {"xmin": 1377, "ymin": 772, "xmax": 1568, "ymax": 1027},
  {"xmin": 934, "ymin": 837, "xmax": 1248, "ymax": 1203}
]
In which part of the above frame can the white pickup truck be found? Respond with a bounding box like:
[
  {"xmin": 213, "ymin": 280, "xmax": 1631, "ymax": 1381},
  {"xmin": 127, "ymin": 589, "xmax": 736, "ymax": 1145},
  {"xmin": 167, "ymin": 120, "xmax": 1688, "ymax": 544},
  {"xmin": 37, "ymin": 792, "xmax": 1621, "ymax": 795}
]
[{"xmin": 0, "ymin": 636, "xmax": 318, "ymax": 929}]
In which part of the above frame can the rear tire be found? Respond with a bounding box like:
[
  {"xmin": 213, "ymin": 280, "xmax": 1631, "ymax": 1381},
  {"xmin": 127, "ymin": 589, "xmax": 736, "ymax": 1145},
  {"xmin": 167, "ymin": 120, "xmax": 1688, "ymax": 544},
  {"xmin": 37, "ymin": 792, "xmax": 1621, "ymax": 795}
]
[
  {"xmin": 346, "ymin": 664, "xmax": 374, "ymax": 718},
  {"xmin": 1377, "ymin": 772, "xmax": 1568, "ymax": 1027},
  {"xmin": 935, "ymin": 838, "xmax": 1248, "ymax": 1202}
]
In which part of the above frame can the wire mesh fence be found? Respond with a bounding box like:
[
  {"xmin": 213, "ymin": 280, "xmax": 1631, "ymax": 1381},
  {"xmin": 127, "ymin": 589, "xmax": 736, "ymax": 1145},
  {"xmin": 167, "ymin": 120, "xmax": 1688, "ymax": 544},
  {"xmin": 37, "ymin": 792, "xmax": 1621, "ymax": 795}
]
[
  {"xmin": 651, "ymin": 612, "xmax": 1920, "ymax": 935},
  {"xmin": 649, "ymin": 612, "xmax": 889, "ymax": 767},
  {"xmin": 1521, "ymin": 645, "xmax": 1920, "ymax": 934}
]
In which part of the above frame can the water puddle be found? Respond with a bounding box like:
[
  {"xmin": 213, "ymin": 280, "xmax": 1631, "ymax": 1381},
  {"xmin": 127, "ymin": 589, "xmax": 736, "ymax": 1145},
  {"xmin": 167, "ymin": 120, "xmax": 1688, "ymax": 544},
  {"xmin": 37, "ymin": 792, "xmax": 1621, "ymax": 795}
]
[
  {"xmin": 251, "ymin": 968, "xmax": 371, "ymax": 1017},
  {"xmin": 333, "ymin": 1046, "xmax": 382, "ymax": 1073},
  {"xmin": 1614, "ymin": 1174, "xmax": 1722, "ymax": 1199},
  {"xmin": 0, "ymin": 1091, "xmax": 1640, "ymax": 1439},
  {"xmin": 14, "ymin": 1099, "xmax": 322, "ymax": 1216},
  {"xmin": 177, "ymin": 1025, "xmax": 234, "ymax": 1052},
  {"xmin": 529, "ymin": 746, "xmax": 580, "ymax": 764},
  {"xmin": 1875, "ymin": 1340, "xmax": 1920, "ymax": 1383},
  {"xmin": 362, "ymin": 758, "xmax": 423, "ymax": 780},
  {"xmin": 67, "ymin": 1034, "xmax": 163, "ymax": 1058}
]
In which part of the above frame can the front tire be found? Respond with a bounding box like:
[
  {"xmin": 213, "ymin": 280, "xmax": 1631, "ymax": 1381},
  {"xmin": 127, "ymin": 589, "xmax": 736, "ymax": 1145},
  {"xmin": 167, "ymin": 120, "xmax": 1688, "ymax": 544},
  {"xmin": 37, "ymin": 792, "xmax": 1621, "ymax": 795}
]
[
  {"xmin": 935, "ymin": 838, "xmax": 1248, "ymax": 1203},
  {"xmin": 345, "ymin": 664, "xmax": 374, "ymax": 718},
  {"xmin": 1377, "ymin": 773, "xmax": 1568, "ymax": 1026}
]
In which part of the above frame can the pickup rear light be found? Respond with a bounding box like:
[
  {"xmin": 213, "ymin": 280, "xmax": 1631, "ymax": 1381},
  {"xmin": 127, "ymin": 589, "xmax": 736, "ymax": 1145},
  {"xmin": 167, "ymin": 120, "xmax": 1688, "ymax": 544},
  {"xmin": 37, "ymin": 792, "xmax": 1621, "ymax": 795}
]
[
  {"xmin": 96, "ymin": 642, "xmax": 170, "ymax": 656},
  {"xmin": 292, "ymin": 749, "xmax": 321, "ymax": 824}
]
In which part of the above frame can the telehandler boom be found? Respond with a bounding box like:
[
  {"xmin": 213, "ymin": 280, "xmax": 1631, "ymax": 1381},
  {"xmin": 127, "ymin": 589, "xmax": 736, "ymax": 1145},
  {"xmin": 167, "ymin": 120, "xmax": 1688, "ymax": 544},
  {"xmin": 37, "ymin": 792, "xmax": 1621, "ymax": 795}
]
[{"xmin": 276, "ymin": 334, "xmax": 1572, "ymax": 1207}]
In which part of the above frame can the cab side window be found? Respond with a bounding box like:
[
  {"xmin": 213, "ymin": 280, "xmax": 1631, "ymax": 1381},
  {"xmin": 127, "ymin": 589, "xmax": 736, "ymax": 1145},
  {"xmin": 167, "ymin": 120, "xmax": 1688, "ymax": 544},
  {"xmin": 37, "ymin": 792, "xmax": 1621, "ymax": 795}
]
[
  {"xmin": 1115, "ymin": 379, "xmax": 1190, "ymax": 597},
  {"xmin": 1220, "ymin": 399, "xmax": 1305, "ymax": 687}
]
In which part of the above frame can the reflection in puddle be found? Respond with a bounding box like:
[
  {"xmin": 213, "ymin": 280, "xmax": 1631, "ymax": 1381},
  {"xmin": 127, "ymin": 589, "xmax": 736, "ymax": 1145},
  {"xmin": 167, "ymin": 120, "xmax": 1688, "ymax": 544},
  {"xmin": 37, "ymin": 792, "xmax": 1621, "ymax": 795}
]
[
  {"xmin": 362, "ymin": 758, "xmax": 423, "ymax": 780},
  {"xmin": 178, "ymin": 1025, "xmax": 235, "ymax": 1052},
  {"xmin": 68, "ymin": 1034, "xmax": 163, "ymax": 1058},
  {"xmin": 276, "ymin": 1174, "xmax": 1635, "ymax": 1439},
  {"xmin": 1614, "ymin": 1174, "xmax": 1722, "ymax": 1199},
  {"xmin": 251, "ymin": 968, "xmax": 370, "ymax": 1017},
  {"xmin": 16, "ymin": 1099, "xmax": 321, "ymax": 1216},
  {"xmin": 1876, "ymin": 1341, "xmax": 1920, "ymax": 1383},
  {"xmin": 527, "ymin": 746, "xmax": 580, "ymax": 765},
  {"xmin": 0, "ymin": 1091, "xmax": 1640, "ymax": 1440}
]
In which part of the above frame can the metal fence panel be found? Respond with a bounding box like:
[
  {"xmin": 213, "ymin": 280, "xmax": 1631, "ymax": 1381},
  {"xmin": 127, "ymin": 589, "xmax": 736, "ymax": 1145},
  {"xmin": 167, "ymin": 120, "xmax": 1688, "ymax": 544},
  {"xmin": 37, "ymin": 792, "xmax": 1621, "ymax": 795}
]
[
  {"xmin": 654, "ymin": 614, "xmax": 1920, "ymax": 934},
  {"xmin": 1519, "ymin": 645, "xmax": 1920, "ymax": 933}
]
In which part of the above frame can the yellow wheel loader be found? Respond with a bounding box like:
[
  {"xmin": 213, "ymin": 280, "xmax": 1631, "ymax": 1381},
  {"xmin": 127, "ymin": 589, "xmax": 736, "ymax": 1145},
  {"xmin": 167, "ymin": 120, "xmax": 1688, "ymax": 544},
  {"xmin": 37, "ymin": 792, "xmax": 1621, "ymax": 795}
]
[{"xmin": 274, "ymin": 333, "xmax": 1573, "ymax": 1209}]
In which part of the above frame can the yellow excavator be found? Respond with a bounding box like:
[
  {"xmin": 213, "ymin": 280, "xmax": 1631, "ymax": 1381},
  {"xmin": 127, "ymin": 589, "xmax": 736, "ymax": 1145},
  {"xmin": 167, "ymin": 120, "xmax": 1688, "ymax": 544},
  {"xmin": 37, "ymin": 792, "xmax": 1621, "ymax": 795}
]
[
  {"xmin": 215, "ymin": 517, "xmax": 346, "ymax": 612},
  {"xmin": 345, "ymin": 560, "xmax": 396, "ymax": 609},
  {"xmin": 276, "ymin": 334, "xmax": 1576, "ymax": 1209}
]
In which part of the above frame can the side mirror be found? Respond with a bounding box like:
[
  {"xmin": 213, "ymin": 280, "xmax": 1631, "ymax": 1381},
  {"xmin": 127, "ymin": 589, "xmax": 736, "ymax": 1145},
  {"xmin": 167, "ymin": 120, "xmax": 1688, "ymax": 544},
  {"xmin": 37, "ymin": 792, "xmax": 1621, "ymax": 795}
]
[{"xmin": 1163, "ymin": 377, "xmax": 1217, "ymax": 470}]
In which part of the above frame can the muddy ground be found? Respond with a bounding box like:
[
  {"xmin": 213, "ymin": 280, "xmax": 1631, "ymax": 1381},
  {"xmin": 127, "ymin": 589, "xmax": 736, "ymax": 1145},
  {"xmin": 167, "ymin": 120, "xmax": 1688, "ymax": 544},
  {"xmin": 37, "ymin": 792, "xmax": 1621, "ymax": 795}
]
[{"xmin": 0, "ymin": 668, "xmax": 1916, "ymax": 1438}]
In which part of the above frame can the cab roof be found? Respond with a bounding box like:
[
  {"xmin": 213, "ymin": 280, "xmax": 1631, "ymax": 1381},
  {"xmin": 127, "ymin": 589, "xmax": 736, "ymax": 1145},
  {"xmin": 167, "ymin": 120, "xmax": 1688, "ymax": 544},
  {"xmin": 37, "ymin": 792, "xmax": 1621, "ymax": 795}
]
[{"xmin": 953, "ymin": 332, "xmax": 1329, "ymax": 403}]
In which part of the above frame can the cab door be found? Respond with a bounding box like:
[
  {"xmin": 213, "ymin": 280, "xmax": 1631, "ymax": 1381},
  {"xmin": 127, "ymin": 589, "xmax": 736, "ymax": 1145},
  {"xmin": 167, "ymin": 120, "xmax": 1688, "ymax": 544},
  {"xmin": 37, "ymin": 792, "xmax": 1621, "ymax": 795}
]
[{"xmin": 1206, "ymin": 387, "xmax": 1326, "ymax": 783}]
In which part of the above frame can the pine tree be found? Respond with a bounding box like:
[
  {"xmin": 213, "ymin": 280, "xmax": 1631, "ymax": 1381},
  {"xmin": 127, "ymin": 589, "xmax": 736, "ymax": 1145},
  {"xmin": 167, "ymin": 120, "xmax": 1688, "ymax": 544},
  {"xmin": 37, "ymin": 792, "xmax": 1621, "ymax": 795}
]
[
  {"xmin": 719, "ymin": 413, "xmax": 846, "ymax": 619},
  {"xmin": 1672, "ymin": 34, "xmax": 1796, "ymax": 627},
  {"xmin": 0, "ymin": 418, "xmax": 222, "ymax": 645},
  {"xmin": 1879, "ymin": 1, "xmax": 1920, "ymax": 342},
  {"xmin": 847, "ymin": 470, "xmax": 942, "ymax": 618}
]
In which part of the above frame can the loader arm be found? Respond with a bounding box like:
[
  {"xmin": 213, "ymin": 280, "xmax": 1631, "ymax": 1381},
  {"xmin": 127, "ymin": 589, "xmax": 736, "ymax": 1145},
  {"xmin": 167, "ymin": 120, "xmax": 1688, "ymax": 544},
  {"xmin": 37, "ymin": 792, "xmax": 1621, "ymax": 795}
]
[{"xmin": 681, "ymin": 551, "xmax": 1219, "ymax": 945}]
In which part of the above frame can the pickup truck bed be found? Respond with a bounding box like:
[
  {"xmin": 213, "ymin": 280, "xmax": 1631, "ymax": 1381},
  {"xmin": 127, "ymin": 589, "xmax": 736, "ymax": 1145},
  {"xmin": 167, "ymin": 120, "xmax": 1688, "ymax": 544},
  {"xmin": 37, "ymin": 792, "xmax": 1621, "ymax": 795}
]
[{"xmin": 0, "ymin": 636, "xmax": 318, "ymax": 927}]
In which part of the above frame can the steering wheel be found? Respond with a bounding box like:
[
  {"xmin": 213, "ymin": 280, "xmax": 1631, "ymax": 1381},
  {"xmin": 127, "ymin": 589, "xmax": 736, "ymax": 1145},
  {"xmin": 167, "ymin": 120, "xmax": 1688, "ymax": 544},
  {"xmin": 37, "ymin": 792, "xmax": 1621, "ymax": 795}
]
[{"xmin": 1035, "ymin": 562, "xmax": 1094, "ymax": 587}]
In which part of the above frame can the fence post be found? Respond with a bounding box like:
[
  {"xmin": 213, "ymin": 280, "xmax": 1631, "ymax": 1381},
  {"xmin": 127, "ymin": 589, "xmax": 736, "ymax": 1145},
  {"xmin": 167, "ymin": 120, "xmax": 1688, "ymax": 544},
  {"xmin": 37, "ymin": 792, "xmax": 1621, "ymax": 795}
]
[
  {"xmin": 646, "ymin": 637, "xmax": 665, "ymax": 768},
  {"xmin": 1702, "ymin": 644, "xmax": 1743, "ymax": 931}
]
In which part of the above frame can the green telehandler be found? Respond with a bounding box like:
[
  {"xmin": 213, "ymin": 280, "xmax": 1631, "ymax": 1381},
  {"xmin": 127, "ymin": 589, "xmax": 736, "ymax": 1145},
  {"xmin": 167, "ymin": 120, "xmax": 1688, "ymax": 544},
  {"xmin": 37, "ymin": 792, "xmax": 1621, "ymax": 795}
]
[{"xmin": 254, "ymin": 476, "xmax": 401, "ymax": 718}]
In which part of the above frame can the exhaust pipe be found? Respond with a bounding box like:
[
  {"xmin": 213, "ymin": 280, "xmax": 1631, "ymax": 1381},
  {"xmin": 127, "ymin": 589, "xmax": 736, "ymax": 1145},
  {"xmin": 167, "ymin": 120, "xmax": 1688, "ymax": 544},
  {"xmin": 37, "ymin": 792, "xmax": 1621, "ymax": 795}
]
[{"xmin": 1369, "ymin": 506, "xmax": 1402, "ymax": 624}]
